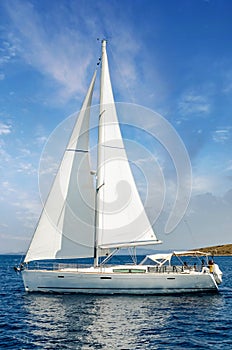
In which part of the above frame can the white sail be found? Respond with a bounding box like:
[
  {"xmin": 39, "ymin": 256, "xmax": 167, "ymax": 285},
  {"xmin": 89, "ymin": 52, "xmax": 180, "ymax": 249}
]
[
  {"xmin": 24, "ymin": 71, "xmax": 97, "ymax": 262},
  {"xmin": 96, "ymin": 40, "xmax": 161, "ymax": 250}
]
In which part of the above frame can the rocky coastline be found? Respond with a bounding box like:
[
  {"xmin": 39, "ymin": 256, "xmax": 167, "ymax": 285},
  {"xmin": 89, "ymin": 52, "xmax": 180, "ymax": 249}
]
[{"xmin": 196, "ymin": 244, "xmax": 232, "ymax": 256}]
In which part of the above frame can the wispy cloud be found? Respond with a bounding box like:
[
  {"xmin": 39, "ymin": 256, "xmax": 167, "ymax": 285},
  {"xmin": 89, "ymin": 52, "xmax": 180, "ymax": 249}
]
[
  {"xmin": 192, "ymin": 175, "xmax": 215, "ymax": 194},
  {"xmin": 0, "ymin": 39, "xmax": 17, "ymax": 66},
  {"xmin": 34, "ymin": 125, "xmax": 48, "ymax": 146},
  {"xmin": 191, "ymin": 170, "xmax": 232, "ymax": 197},
  {"xmin": 16, "ymin": 162, "xmax": 36, "ymax": 175},
  {"xmin": 14, "ymin": 197, "xmax": 41, "ymax": 229},
  {"xmin": 3, "ymin": 0, "xmax": 97, "ymax": 101},
  {"xmin": 0, "ymin": 180, "xmax": 41, "ymax": 229},
  {"xmin": 224, "ymin": 160, "xmax": 232, "ymax": 172},
  {"xmin": 35, "ymin": 135, "xmax": 47, "ymax": 146},
  {"xmin": 222, "ymin": 69, "xmax": 232, "ymax": 94},
  {"xmin": 178, "ymin": 91, "xmax": 210, "ymax": 117},
  {"xmin": 0, "ymin": 133, "xmax": 38, "ymax": 180},
  {"xmin": 0, "ymin": 121, "xmax": 12, "ymax": 135},
  {"xmin": 3, "ymin": 0, "xmax": 164, "ymax": 107},
  {"xmin": 212, "ymin": 127, "xmax": 232, "ymax": 143}
]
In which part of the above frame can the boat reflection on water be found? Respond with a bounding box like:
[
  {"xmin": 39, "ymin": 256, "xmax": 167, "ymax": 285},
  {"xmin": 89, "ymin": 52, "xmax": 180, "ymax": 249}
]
[{"xmin": 22, "ymin": 292, "xmax": 225, "ymax": 349}]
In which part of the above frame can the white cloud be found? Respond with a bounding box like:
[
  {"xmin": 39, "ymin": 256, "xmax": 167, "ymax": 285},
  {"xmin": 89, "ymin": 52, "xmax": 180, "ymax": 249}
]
[
  {"xmin": 35, "ymin": 135, "xmax": 47, "ymax": 146},
  {"xmin": 0, "ymin": 232, "xmax": 28, "ymax": 241},
  {"xmin": 3, "ymin": 0, "xmax": 164, "ymax": 107},
  {"xmin": 16, "ymin": 148, "xmax": 31, "ymax": 158},
  {"xmin": 0, "ymin": 122, "xmax": 12, "ymax": 135},
  {"xmin": 223, "ymin": 83, "xmax": 232, "ymax": 94},
  {"xmin": 0, "ymin": 135, "xmax": 38, "ymax": 176},
  {"xmin": 222, "ymin": 69, "xmax": 232, "ymax": 95},
  {"xmin": 212, "ymin": 127, "xmax": 232, "ymax": 143},
  {"xmin": 178, "ymin": 92, "xmax": 210, "ymax": 117},
  {"xmin": 1, "ymin": 181, "xmax": 15, "ymax": 195},
  {"xmin": 0, "ymin": 180, "xmax": 41, "ymax": 229},
  {"xmin": 225, "ymin": 160, "xmax": 232, "ymax": 172},
  {"xmin": 4, "ymin": 0, "xmax": 96, "ymax": 101},
  {"xmin": 192, "ymin": 175, "xmax": 217, "ymax": 195},
  {"xmin": 0, "ymin": 39, "xmax": 17, "ymax": 66},
  {"xmin": 16, "ymin": 162, "xmax": 37, "ymax": 175},
  {"xmin": 14, "ymin": 198, "xmax": 41, "ymax": 229}
]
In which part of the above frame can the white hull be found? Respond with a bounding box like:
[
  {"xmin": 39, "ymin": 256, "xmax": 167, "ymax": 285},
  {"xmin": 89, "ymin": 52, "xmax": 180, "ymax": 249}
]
[{"xmin": 22, "ymin": 266, "xmax": 219, "ymax": 295}]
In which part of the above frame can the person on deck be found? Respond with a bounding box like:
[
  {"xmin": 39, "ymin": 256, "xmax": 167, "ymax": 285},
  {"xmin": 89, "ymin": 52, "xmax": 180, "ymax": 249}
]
[{"xmin": 208, "ymin": 259, "xmax": 214, "ymax": 273}]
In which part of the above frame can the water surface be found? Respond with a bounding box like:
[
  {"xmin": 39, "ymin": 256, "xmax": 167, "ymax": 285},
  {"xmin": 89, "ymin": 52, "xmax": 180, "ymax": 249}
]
[{"xmin": 1, "ymin": 255, "xmax": 232, "ymax": 349}]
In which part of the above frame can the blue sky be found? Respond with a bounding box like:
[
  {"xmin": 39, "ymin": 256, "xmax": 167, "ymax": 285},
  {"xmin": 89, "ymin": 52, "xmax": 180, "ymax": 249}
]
[{"xmin": 0, "ymin": 0, "xmax": 232, "ymax": 253}]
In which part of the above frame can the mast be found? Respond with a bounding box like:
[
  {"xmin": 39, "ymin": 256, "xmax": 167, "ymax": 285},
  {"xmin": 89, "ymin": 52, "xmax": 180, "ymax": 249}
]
[
  {"xmin": 94, "ymin": 39, "xmax": 106, "ymax": 267},
  {"xmin": 93, "ymin": 181, "xmax": 98, "ymax": 267}
]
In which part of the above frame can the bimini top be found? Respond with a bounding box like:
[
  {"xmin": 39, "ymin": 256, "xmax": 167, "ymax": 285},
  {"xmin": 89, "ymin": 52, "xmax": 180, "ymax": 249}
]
[
  {"xmin": 140, "ymin": 250, "xmax": 212, "ymax": 267},
  {"xmin": 173, "ymin": 250, "xmax": 211, "ymax": 256}
]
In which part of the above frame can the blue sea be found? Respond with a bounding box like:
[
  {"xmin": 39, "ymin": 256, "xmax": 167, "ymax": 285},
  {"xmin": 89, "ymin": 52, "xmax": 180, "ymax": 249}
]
[{"xmin": 1, "ymin": 255, "xmax": 232, "ymax": 349}]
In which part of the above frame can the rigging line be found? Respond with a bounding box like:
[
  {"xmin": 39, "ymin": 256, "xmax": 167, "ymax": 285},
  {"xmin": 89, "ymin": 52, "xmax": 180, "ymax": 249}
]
[
  {"xmin": 97, "ymin": 183, "xmax": 105, "ymax": 192},
  {"xmin": 99, "ymin": 110, "xmax": 106, "ymax": 119},
  {"xmin": 102, "ymin": 145, "xmax": 124, "ymax": 150},
  {"xmin": 129, "ymin": 247, "xmax": 137, "ymax": 265},
  {"xmin": 184, "ymin": 219, "xmax": 199, "ymax": 248},
  {"xmin": 100, "ymin": 248, "xmax": 119, "ymax": 266},
  {"xmin": 66, "ymin": 149, "xmax": 88, "ymax": 153}
]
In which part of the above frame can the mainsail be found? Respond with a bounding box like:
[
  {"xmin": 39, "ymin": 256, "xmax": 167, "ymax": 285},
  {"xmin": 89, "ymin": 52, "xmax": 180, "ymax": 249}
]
[
  {"xmin": 24, "ymin": 71, "xmax": 97, "ymax": 262},
  {"xmin": 96, "ymin": 40, "xmax": 161, "ymax": 250}
]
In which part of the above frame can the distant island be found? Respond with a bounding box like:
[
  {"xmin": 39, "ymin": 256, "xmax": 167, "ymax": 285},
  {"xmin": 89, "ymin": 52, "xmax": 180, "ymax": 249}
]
[
  {"xmin": 196, "ymin": 244, "xmax": 232, "ymax": 256},
  {"xmin": 1, "ymin": 244, "xmax": 232, "ymax": 256}
]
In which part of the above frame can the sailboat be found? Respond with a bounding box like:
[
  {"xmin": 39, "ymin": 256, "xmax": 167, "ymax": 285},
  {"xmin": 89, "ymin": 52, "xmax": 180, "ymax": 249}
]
[{"xmin": 19, "ymin": 40, "xmax": 222, "ymax": 294}]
